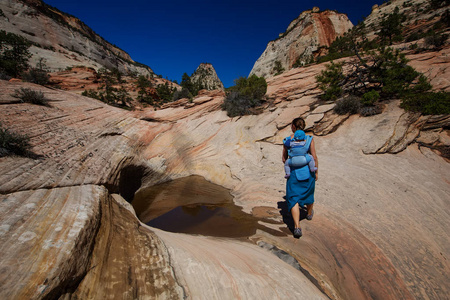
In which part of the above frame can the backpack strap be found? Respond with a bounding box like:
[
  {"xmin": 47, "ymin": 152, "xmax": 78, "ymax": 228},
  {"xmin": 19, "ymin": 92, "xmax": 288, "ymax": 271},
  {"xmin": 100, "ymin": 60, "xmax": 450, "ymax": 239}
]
[{"xmin": 304, "ymin": 135, "xmax": 313, "ymax": 151}]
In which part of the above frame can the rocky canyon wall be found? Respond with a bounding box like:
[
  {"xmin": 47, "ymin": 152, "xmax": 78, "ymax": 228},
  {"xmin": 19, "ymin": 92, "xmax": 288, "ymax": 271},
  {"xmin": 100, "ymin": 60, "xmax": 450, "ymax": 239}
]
[
  {"xmin": 249, "ymin": 8, "xmax": 353, "ymax": 79},
  {"xmin": 0, "ymin": 0, "xmax": 153, "ymax": 76}
]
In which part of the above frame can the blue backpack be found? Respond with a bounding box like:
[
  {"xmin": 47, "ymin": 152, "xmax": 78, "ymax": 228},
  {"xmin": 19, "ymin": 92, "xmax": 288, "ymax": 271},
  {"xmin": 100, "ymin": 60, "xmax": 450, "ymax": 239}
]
[{"xmin": 284, "ymin": 132, "xmax": 313, "ymax": 180}]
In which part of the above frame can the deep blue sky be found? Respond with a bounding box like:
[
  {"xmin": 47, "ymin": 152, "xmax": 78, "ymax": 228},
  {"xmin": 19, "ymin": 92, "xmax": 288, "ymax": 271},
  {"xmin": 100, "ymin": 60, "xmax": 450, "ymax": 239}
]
[{"xmin": 43, "ymin": 0, "xmax": 383, "ymax": 87}]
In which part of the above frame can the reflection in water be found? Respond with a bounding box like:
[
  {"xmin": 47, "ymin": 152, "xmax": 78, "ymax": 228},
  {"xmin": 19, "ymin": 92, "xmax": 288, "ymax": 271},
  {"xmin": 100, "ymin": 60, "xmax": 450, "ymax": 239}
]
[
  {"xmin": 147, "ymin": 204, "xmax": 259, "ymax": 237},
  {"xmin": 132, "ymin": 175, "xmax": 284, "ymax": 238}
]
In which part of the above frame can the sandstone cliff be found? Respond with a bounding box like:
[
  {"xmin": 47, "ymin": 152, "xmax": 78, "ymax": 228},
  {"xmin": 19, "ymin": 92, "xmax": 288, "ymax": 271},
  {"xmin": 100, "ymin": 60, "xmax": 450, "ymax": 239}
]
[
  {"xmin": 363, "ymin": 0, "xmax": 450, "ymax": 40},
  {"xmin": 190, "ymin": 63, "xmax": 224, "ymax": 90},
  {"xmin": 250, "ymin": 7, "xmax": 353, "ymax": 78},
  {"xmin": 0, "ymin": 0, "xmax": 153, "ymax": 76}
]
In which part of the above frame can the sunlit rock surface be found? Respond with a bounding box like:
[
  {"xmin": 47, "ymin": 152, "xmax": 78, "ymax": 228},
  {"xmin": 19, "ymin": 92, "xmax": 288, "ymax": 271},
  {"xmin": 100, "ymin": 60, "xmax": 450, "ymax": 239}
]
[
  {"xmin": 250, "ymin": 9, "xmax": 353, "ymax": 78},
  {"xmin": 1, "ymin": 43, "xmax": 449, "ymax": 299},
  {"xmin": 0, "ymin": 0, "xmax": 152, "ymax": 76},
  {"xmin": 190, "ymin": 63, "xmax": 225, "ymax": 91}
]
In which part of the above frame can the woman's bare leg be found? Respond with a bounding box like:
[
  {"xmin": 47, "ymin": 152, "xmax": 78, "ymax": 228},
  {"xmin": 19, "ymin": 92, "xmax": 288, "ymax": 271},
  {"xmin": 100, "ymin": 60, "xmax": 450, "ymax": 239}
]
[
  {"xmin": 291, "ymin": 203, "xmax": 300, "ymax": 229},
  {"xmin": 306, "ymin": 203, "xmax": 314, "ymax": 216}
]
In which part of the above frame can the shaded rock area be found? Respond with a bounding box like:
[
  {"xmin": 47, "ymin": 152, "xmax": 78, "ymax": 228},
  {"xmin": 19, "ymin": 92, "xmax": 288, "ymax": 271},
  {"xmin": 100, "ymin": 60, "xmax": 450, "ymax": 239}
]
[{"xmin": 62, "ymin": 194, "xmax": 185, "ymax": 299}]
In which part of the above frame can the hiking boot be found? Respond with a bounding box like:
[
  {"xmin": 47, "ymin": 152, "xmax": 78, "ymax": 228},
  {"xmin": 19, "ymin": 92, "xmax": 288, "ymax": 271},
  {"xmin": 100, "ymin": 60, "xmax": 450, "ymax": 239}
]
[
  {"xmin": 293, "ymin": 227, "xmax": 302, "ymax": 238},
  {"xmin": 306, "ymin": 209, "xmax": 314, "ymax": 221}
]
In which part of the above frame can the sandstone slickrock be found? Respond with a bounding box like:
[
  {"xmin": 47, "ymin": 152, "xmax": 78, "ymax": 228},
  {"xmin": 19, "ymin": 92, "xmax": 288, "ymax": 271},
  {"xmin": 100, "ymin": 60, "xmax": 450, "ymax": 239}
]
[
  {"xmin": 250, "ymin": 8, "xmax": 353, "ymax": 78},
  {"xmin": 0, "ymin": 80, "xmax": 329, "ymax": 299},
  {"xmin": 62, "ymin": 194, "xmax": 185, "ymax": 299},
  {"xmin": 1, "ymin": 41, "xmax": 450, "ymax": 300},
  {"xmin": 0, "ymin": 185, "xmax": 104, "ymax": 299},
  {"xmin": 154, "ymin": 228, "xmax": 328, "ymax": 299}
]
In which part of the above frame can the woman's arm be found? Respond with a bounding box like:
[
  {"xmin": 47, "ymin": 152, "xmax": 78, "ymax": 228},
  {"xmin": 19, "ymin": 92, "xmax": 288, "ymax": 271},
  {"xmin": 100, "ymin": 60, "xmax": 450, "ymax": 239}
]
[
  {"xmin": 309, "ymin": 139, "xmax": 319, "ymax": 180},
  {"xmin": 282, "ymin": 145, "xmax": 288, "ymax": 163}
]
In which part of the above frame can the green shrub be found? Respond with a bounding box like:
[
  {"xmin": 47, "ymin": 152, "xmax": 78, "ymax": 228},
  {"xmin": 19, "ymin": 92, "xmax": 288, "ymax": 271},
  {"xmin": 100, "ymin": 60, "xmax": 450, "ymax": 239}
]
[
  {"xmin": 424, "ymin": 32, "xmax": 449, "ymax": 49},
  {"xmin": 370, "ymin": 47, "xmax": 431, "ymax": 98},
  {"xmin": 401, "ymin": 92, "xmax": 450, "ymax": 115},
  {"xmin": 408, "ymin": 43, "xmax": 419, "ymax": 50},
  {"xmin": 82, "ymin": 89, "xmax": 102, "ymax": 100},
  {"xmin": 156, "ymin": 82, "xmax": 175, "ymax": 103},
  {"xmin": 222, "ymin": 75, "xmax": 267, "ymax": 117},
  {"xmin": 316, "ymin": 62, "xmax": 344, "ymax": 100},
  {"xmin": 222, "ymin": 91, "xmax": 261, "ymax": 117},
  {"xmin": 227, "ymin": 75, "xmax": 267, "ymax": 100},
  {"xmin": 316, "ymin": 51, "xmax": 354, "ymax": 64},
  {"xmin": 333, "ymin": 96, "xmax": 361, "ymax": 115},
  {"xmin": 273, "ymin": 60, "xmax": 285, "ymax": 75},
  {"xmin": 21, "ymin": 68, "xmax": 50, "ymax": 85},
  {"xmin": 377, "ymin": 7, "xmax": 406, "ymax": 45},
  {"xmin": 172, "ymin": 87, "xmax": 193, "ymax": 101},
  {"xmin": 0, "ymin": 30, "xmax": 31, "ymax": 77},
  {"xmin": 361, "ymin": 90, "xmax": 380, "ymax": 106},
  {"xmin": 180, "ymin": 72, "xmax": 203, "ymax": 97},
  {"xmin": 405, "ymin": 32, "xmax": 421, "ymax": 42},
  {"xmin": 82, "ymin": 68, "xmax": 133, "ymax": 107},
  {"xmin": 12, "ymin": 88, "xmax": 49, "ymax": 106},
  {"xmin": 0, "ymin": 122, "xmax": 32, "ymax": 157},
  {"xmin": 316, "ymin": 46, "xmax": 433, "ymax": 105}
]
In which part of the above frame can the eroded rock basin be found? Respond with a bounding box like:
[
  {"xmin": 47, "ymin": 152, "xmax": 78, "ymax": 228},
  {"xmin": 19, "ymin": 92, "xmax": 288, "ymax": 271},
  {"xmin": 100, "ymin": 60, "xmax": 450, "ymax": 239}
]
[{"xmin": 132, "ymin": 175, "xmax": 284, "ymax": 238}]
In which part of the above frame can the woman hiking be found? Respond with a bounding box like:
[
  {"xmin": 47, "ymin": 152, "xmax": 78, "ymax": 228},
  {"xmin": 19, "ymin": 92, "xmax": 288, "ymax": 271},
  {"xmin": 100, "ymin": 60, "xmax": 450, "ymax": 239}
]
[{"xmin": 282, "ymin": 117, "xmax": 318, "ymax": 238}]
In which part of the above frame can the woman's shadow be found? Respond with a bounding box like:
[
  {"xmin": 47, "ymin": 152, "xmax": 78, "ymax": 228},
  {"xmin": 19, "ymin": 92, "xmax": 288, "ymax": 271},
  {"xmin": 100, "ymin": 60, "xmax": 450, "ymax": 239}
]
[{"xmin": 277, "ymin": 196, "xmax": 308, "ymax": 233}]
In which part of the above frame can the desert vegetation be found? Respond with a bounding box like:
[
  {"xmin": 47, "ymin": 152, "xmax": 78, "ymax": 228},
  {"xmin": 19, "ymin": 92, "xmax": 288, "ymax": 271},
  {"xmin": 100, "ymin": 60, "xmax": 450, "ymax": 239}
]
[
  {"xmin": 0, "ymin": 30, "xmax": 31, "ymax": 79},
  {"xmin": 0, "ymin": 122, "xmax": 32, "ymax": 157},
  {"xmin": 11, "ymin": 88, "xmax": 50, "ymax": 106},
  {"xmin": 0, "ymin": 30, "xmax": 51, "ymax": 84},
  {"xmin": 222, "ymin": 75, "xmax": 267, "ymax": 117},
  {"xmin": 82, "ymin": 68, "xmax": 133, "ymax": 108},
  {"xmin": 315, "ymin": 4, "xmax": 450, "ymax": 116}
]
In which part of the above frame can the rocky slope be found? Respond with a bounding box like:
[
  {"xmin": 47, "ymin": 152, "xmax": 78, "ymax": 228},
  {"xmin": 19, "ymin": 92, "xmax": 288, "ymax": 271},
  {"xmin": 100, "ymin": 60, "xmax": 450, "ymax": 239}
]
[
  {"xmin": 363, "ymin": 0, "xmax": 450, "ymax": 40},
  {"xmin": 0, "ymin": 0, "xmax": 153, "ymax": 76},
  {"xmin": 0, "ymin": 39, "xmax": 449, "ymax": 299},
  {"xmin": 249, "ymin": 7, "xmax": 353, "ymax": 78},
  {"xmin": 190, "ymin": 63, "xmax": 224, "ymax": 90},
  {"xmin": 0, "ymin": 80, "xmax": 327, "ymax": 299}
]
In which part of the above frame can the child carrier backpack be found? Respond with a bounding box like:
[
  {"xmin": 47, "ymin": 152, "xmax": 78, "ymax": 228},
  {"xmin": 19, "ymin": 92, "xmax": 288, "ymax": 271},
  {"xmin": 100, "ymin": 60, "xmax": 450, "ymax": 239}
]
[{"xmin": 284, "ymin": 134, "xmax": 313, "ymax": 180}]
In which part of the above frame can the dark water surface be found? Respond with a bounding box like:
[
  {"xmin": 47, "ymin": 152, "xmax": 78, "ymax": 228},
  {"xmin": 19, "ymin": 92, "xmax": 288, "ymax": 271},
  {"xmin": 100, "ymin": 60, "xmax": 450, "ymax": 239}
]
[{"xmin": 132, "ymin": 175, "xmax": 283, "ymax": 238}]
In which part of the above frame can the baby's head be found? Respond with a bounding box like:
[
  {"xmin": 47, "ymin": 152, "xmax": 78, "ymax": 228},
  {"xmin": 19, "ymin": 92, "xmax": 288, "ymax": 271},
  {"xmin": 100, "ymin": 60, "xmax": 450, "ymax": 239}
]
[{"xmin": 293, "ymin": 130, "xmax": 306, "ymax": 141}]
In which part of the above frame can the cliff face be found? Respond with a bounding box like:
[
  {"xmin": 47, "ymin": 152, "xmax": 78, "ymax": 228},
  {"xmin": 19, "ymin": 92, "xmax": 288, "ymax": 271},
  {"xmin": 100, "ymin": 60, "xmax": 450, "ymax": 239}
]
[
  {"xmin": 190, "ymin": 63, "xmax": 224, "ymax": 90},
  {"xmin": 0, "ymin": 0, "xmax": 153, "ymax": 76},
  {"xmin": 363, "ymin": 0, "xmax": 450, "ymax": 40},
  {"xmin": 250, "ymin": 8, "xmax": 353, "ymax": 78}
]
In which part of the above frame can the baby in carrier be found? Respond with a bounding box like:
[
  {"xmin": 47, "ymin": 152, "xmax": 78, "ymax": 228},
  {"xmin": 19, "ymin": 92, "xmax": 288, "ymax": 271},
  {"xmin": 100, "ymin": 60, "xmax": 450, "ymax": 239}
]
[{"xmin": 284, "ymin": 130, "xmax": 317, "ymax": 179}]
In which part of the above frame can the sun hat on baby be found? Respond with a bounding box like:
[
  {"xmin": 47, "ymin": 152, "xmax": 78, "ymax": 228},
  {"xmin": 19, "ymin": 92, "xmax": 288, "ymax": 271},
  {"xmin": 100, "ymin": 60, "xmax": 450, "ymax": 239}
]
[{"xmin": 293, "ymin": 130, "xmax": 306, "ymax": 141}]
